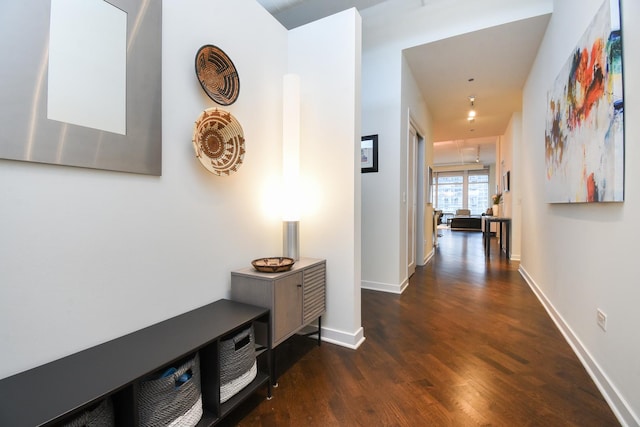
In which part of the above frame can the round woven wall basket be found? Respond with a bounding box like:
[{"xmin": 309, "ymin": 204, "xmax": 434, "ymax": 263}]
[
  {"xmin": 195, "ymin": 45, "xmax": 240, "ymax": 106},
  {"xmin": 192, "ymin": 108, "xmax": 245, "ymax": 176}
]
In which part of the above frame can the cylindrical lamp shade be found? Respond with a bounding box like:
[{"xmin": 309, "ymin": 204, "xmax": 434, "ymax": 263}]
[
  {"xmin": 283, "ymin": 221, "xmax": 299, "ymax": 260},
  {"xmin": 282, "ymin": 74, "xmax": 300, "ymax": 181},
  {"xmin": 282, "ymin": 74, "xmax": 300, "ymax": 221},
  {"xmin": 282, "ymin": 74, "xmax": 300, "ymax": 260}
]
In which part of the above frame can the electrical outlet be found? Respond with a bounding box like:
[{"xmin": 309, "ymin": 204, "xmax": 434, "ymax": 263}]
[{"xmin": 597, "ymin": 309, "xmax": 607, "ymax": 331}]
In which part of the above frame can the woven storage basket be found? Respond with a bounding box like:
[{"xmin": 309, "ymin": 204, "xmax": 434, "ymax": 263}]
[
  {"xmin": 220, "ymin": 361, "xmax": 257, "ymax": 404},
  {"xmin": 166, "ymin": 396, "xmax": 203, "ymax": 427},
  {"xmin": 63, "ymin": 398, "xmax": 114, "ymax": 427},
  {"xmin": 219, "ymin": 326, "xmax": 257, "ymax": 403},
  {"xmin": 138, "ymin": 354, "xmax": 203, "ymax": 427}
]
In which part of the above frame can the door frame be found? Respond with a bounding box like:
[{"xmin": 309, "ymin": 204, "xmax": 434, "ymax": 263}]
[
  {"xmin": 408, "ymin": 114, "xmax": 426, "ymax": 277},
  {"xmin": 408, "ymin": 124, "xmax": 417, "ymax": 278}
]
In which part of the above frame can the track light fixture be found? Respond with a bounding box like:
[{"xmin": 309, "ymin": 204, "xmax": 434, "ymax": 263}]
[{"xmin": 467, "ymin": 96, "xmax": 476, "ymax": 121}]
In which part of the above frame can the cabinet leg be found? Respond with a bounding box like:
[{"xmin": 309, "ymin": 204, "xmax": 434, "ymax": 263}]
[
  {"xmin": 303, "ymin": 317, "xmax": 322, "ymax": 345},
  {"xmin": 272, "ymin": 351, "xmax": 278, "ymax": 387}
]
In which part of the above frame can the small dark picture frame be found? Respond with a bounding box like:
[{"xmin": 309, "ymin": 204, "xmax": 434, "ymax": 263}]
[
  {"xmin": 361, "ymin": 134, "xmax": 378, "ymax": 173},
  {"xmin": 503, "ymin": 170, "xmax": 511, "ymax": 192}
]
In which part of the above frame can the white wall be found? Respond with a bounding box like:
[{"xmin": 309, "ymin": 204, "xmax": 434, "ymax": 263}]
[
  {"xmin": 400, "ymin": 55, "xmax": 434, "ymax": 280},
  {"xmin": 0, "ymin": 0, "xmax": 363, "ymax": 379},
  {"xmin": 520, "ymin": 0, "xmax": 640, "ymax": 424},
  {"xmin": 360, "ymin": 0, "xmax": 553, "ymax": 291},
  {"xmin": 360, "ymin": 45, "xmax": 402, "ymax": 289},
  {"xmin": 360, "ymin": 51, "xmax": 433, "ymax": 294},
  {"xmin": 288, "ymin": 9, "xmax": 364, "ymax": 348},
  {"xmin": 500, "ymin": 113, "xmax": 522, "ymax": 260},
  {"xmin": 400, "ymin": 55, "xmax": 434, "ymax": 270}
]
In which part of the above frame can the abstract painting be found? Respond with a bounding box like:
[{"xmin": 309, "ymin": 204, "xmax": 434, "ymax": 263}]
[{"xmin": 545, "ymin": 0, "xmax": 623, "ymax": 203}]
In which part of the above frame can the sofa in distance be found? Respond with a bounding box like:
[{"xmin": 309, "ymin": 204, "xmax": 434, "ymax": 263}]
[{"xmin": 449, "ymin": 209, "xmax": 482, "ymax": 231}]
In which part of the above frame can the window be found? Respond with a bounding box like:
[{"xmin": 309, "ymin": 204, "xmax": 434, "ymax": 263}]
[
  {"xmin": 435, "ymin": 174, "xmax": 463, "ymax": 213},
  {"xmin": 433, "ymin": 169, "xmax": 489, "ymax": 215},
  {"xmin": 468, "ymin": 172, "xmax": 489, "ymax": 214}
]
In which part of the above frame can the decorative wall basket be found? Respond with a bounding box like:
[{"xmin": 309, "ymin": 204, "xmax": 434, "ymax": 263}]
[
  {"xmin": 195, "ymin": 45, "xmax": 240, "ymax": 106},
  {"xmin": 192, "ymin": 108, "xmax": 245, "ymax": 176}
]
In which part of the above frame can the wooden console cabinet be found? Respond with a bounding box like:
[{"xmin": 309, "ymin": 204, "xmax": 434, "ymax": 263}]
[
  {"xmin": 0, "ymin": 300, "xmax": 271, "ymax": 427},
  {"xmin": 230, "ymin": 258, "xmax": 326, "ymax": 348}
]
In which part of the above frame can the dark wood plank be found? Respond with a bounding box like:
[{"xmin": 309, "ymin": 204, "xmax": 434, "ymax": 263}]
[{"xmin": 221, "ymin": 230, "xmax": 619, "ymax": 426}]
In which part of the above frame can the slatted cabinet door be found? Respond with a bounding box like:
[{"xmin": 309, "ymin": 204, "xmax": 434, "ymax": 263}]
[{"xmin": 303, "ymin": 262, "xmax": 326, "ymax": 324}]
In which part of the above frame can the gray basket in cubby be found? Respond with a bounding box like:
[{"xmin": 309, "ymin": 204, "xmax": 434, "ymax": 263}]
[
  {"xmin": 138, "ymin": 353, "xmax": 203, "ymax": 427},
  {"xmin": 62, "ymin": 398, "xmax": 114, "ymax": 427},
  {"xmin": 219, "ymin": 325, "xmax": 257, "ymax": 403}
]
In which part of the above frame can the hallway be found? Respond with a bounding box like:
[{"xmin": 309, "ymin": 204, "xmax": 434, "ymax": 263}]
[{"xmin": 228, "ymin": 230, "xmax": 620, "ymax": 426}]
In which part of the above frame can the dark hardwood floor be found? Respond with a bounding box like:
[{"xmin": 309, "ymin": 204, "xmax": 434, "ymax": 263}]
[{"xmin": 223, "ymin": 229, "xmax": 620, "ymax": 426}]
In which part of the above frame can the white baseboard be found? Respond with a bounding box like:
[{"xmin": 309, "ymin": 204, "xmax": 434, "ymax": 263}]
[
  {"xmin": 362, "ymin": 252, "xmax": 434, "ymax": 295},
  {"xmin": 312, "ymin": 325, "xmax": 365, "ymax": 349},
  {"xmin": 361, "ymin": 279, "xmax": 408, "ymax": 294},
  {"xmin": 519, "ymin": 266, "xmax": 640, "ymax": 427},
  {"xmin": 421, "ymin": 248, "xmax": 435, "ymax": 266}
]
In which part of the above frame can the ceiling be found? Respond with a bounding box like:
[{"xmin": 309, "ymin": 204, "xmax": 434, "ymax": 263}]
[
  {"xmin": 256, "ymin": 0, "xmax": 550, "ymax": 167},
  {"xmin": 257, "ymin": 0, "xmax": 390, "ymax": 27}
]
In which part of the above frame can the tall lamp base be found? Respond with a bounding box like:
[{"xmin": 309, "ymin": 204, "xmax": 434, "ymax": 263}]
[{"xmin": 283, "ymin": 221, "xmax": 299, "ymax": 260}]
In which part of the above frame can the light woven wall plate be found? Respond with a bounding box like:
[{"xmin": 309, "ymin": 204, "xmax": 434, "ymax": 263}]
[
  {"xmin": 195, "ymin": 45, "xmax": 240, "ymax": 106},
  {"xmin": 192, "ymin": 108, "xmax": 245, "ymax": 176}
]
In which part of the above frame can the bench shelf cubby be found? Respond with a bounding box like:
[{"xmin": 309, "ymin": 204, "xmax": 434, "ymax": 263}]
[{"xmin": 0, "ymin": 299, "xmax": 271, "ymax": 427}]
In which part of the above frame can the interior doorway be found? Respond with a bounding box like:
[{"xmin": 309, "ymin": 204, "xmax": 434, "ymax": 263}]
[{"xmin": 408, "ymin": 121, "xmax": 426, "ymax": 278}]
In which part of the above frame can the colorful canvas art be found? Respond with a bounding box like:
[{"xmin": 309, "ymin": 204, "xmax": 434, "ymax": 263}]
[{"xmin": 545, "ymin": 0, "xmax": 623, "ymax": 203}]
